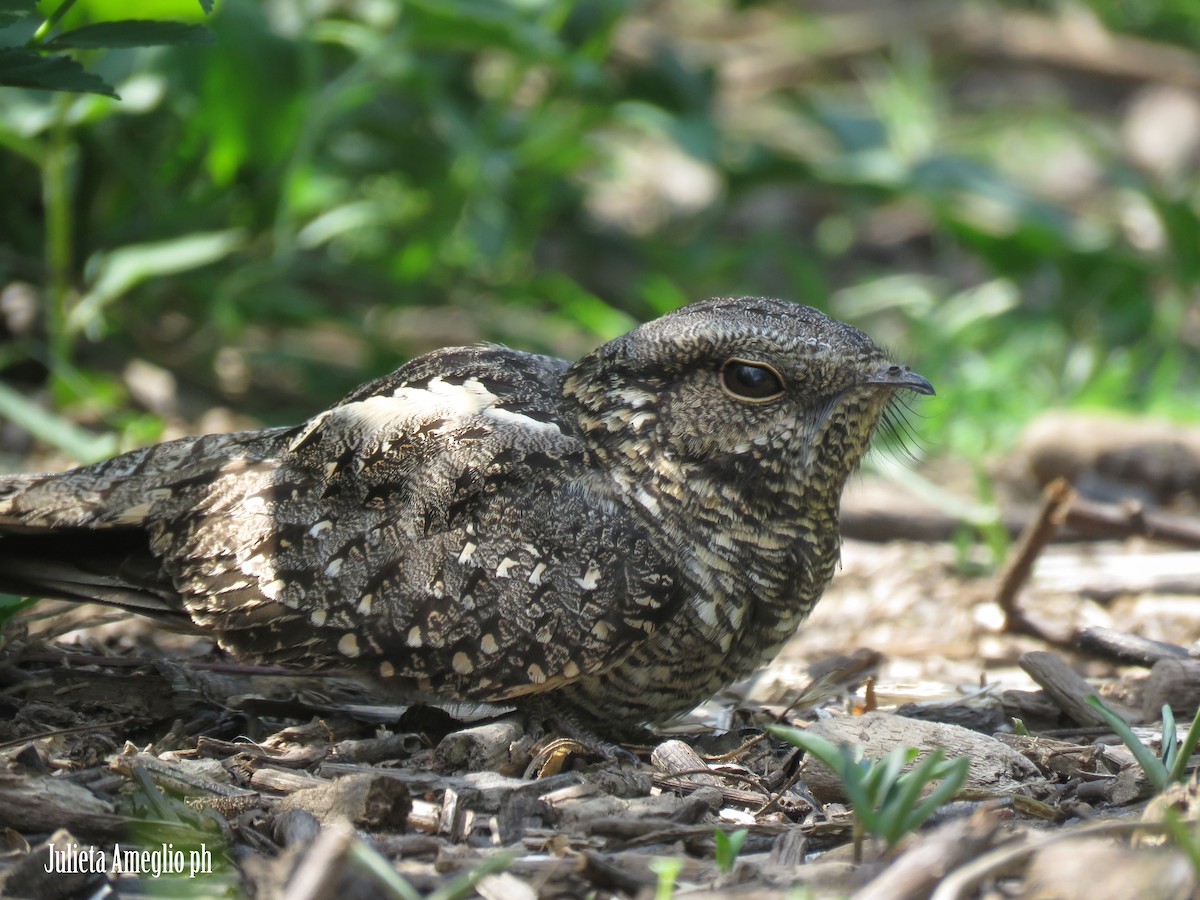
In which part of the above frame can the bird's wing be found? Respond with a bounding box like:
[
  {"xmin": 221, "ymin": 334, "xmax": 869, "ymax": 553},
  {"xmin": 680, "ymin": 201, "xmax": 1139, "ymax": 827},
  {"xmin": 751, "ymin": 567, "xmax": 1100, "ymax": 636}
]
[{"xmin": 143, "ymin": 346, "xmax": 689, "ymax": 702}]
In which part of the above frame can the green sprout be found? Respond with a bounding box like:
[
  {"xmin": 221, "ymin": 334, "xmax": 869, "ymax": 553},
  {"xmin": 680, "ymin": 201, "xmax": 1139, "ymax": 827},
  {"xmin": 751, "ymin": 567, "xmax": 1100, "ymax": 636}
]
[
  {"xmin": 713, "ymin": 827, "xmax": 749, "ymax": 874},
  {"xmin": 768, "ymin": 725, "xmax": 970, "ymax": 862},
  {"xmin": 649, "ymin": 856, "xmax": 683, "ymax": 900},
  {"xmin": 1086, "ymin": 696, "xmax": 1200, "ymax": 791}
]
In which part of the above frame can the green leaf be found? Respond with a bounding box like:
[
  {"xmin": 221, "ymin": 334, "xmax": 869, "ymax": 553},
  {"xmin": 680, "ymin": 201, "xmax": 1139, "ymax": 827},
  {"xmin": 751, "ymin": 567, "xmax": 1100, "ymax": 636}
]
[
  {"xmin": 70, "ymin": 230, "xmax": 245, "ymax": 337},
  {"xmin": 882, "ymin": 750, "xmax": 957, "ymax": 843},
  {"xmin": 714, "ymin": 828, "xmax": 749, "ymax": 874},
  {"xmin": 0, "ymin": 47, "xmax": 118, "ymax": 97},
  {"xmin": 42, "ymin": 20, "xmax": 214, "ymax": 50},
  {"xmin": 901, "ymin": 755, "xmax": 970, "ymax": 839},
  {"xmin": 878, "ymin": 749, "xmax": 941, "ymax": 840},
  {"xmin": 862, "ymin": 746, "xmax": 917, "ymax": 800},
  {"xmin": 768, "ymin": 727, "xmax": 969, "ymax": 847},
  {"xmin": 838, "ymin": 745, "xmax": 881, "ymax": 834},
  {"xmin": 405, "ymin": 0, "xmax": 562, "ymax": 57},
  {"xmin": 1163, "ymin": 704, "xmax": 1179, "ymax": 771},
  {"xmin": 0, "ymin": 594, "xmax": 39, "ymax": 627},
  {"xmin": 0, "ymin": 0, "xmax": 37, "ymax": 29},
  {"xmin": 0, "ymin": 381, "xmax": 119, "ymax": 462},
  {"xmin": 537, "ymin": 273, "xmax": 636, "ymax": 341},
  {"xmin": 196, "ymin": 0, "xmax": 213, "ymax": 12},
  {"xmin": 650, "ymin": 856, "xmax": 682, "ymax": 900},
  {"xmin": 766, "ymin": 724, "xmax": 845, "ymax": 771}
]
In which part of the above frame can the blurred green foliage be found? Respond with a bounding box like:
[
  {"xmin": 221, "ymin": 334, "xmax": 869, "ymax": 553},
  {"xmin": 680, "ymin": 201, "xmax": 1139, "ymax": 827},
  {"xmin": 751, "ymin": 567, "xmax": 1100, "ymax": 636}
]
[{"xmin": 0, "ymin": 0, "xmax": 1198, "ymax": 466}]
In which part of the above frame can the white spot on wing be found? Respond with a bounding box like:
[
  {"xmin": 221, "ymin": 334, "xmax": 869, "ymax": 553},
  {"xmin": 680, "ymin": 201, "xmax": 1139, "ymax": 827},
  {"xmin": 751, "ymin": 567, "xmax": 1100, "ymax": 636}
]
[
  {"xmin": 325, "ymin": 375, "xmax": 565, "ymax": 447},
  {"xmin": 115, "ymin": 501, "xmax": 151, "ymax": 525},
  {"xmin": 340, "ymin": 376, "xmax": 498, "ymax": 434},
  {"xmin": 574, "ymin": 564, "xmax": 601, "ymax": 591},
  {"xmin": 628, "ymin": 411, "xmax": 656, "ymax": 430},
  {"xmin": 288, "ymin": 410, "xmax": 332, "ymax": 451},
  {"xmin": 338, "ymin": 633, "xmax": 360, "ymax": 657},
  {"xmin": 694, "ymin": 598, "xmax": 719, "ymax": 629},
  {"xmin": 457, "ymin": 542, "xmax": 477, "ymax": 565},
  {"xmin": 495, "ymin": 557, "xmax": 517, "ymax": 577},
  {"xmin": 617, "ymin": 387, "xmax": 656, "ymax": 407},
  {"xmin": 486, "ymin": 406, "xmax": 561, "ymax": 434}
]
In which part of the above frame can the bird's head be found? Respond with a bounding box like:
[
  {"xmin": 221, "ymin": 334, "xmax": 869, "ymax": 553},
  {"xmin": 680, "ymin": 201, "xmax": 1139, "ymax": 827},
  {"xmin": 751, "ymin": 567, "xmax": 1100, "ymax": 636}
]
[{"xmin": 561, "ymin": 296, "xmax": 933, "ymax": 510}]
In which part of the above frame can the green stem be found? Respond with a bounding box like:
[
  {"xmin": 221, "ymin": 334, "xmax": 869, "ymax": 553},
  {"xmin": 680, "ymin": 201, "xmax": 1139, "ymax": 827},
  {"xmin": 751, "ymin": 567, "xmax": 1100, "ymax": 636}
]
[
  {"xmin": 28, "ymin": 0, "xmax": 79, "ymax": 47},
  {"xmin": 42, "ymin": 93, "xmax": 77, "ymax": 369}
]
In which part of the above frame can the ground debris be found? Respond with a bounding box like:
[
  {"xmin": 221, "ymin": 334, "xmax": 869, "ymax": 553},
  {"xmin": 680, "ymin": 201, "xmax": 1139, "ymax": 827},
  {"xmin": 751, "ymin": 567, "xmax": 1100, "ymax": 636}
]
[{"xmin": 5, "ymin": 492, "xmax": 1200, "ymax": 896}]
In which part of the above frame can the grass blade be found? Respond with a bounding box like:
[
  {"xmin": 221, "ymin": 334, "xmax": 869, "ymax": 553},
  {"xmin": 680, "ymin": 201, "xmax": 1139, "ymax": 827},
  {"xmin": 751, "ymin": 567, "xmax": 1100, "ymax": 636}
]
[
  {"xmin": 1169, "ymin": 705, "xmax": 1200, "ymax": 784},
  {"xmin": 1087, "ymin": 695, "xmax": 1168, "ymax": 790},
  {"xmin": 903, "ymin": 755, "xmax": 970, "ymax": 836},
  {"xmin": 1162, "ymin": 704, "xmax": 1178, "ymax": 772}
]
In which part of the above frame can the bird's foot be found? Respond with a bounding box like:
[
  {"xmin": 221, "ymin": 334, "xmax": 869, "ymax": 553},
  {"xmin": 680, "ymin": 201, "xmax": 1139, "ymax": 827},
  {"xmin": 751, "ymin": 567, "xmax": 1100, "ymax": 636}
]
[{"xmin": 522, "ymin": 702, "xmax": 642, "ymax": 775}]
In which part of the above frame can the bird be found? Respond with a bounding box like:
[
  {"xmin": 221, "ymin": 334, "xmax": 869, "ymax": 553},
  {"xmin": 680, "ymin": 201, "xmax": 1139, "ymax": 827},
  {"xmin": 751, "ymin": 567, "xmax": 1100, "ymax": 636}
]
[{"xmin": 0, "ymin": 297, "xmax": 932, "ymax": 735}]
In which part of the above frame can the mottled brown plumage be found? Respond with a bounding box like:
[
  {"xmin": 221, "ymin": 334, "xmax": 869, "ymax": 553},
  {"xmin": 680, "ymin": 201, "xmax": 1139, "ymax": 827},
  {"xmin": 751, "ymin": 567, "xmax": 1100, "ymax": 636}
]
[{"xmin": 0, "ymin": 297, "xmax": 932, "ymax": 730}]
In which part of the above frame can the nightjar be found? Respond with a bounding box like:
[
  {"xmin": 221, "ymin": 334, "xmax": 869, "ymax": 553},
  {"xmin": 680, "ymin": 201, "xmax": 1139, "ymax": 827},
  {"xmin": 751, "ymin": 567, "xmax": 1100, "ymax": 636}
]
[{"xmin": 0, "ymin": 297, "xmax": 932, "ymax": 730}]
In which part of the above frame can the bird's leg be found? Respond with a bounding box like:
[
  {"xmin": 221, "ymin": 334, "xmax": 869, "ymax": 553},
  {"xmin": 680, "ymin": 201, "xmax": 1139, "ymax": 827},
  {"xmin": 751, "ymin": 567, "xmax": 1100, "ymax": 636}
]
[{"xmin": 523, "ymin": 698, "xmax": 643, "ymax": 765}]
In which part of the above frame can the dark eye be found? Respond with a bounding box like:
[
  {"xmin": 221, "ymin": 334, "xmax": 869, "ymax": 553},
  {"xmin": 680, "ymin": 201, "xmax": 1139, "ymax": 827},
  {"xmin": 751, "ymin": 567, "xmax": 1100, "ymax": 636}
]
[{"xmin": 720, "ymin": 358, "xmax": 785, "ymax": 401}]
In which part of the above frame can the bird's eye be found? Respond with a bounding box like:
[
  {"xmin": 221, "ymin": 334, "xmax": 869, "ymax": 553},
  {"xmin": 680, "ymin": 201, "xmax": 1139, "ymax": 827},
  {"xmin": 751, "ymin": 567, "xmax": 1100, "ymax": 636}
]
[{"xmin": 720, "ymin": 358, "xmax": 785, "ymax": 402}]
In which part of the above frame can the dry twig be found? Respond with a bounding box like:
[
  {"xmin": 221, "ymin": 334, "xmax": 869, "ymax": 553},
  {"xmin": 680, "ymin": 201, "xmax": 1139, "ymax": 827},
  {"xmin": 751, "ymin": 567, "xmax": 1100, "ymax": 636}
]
[{"xmin": 994, "ymin": 478, "xmax": 1075, "ymax": 643}]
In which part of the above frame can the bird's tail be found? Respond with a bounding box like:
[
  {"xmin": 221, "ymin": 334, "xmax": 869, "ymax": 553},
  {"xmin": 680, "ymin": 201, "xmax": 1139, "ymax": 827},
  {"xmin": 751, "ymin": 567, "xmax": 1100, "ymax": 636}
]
[
  {"xmin": 0, "ymin": 466, "xmax": 188, "ymax": 619},
  {"xmin": 0, "ymin": 429, "xmax": 289, "ymax": 621}
]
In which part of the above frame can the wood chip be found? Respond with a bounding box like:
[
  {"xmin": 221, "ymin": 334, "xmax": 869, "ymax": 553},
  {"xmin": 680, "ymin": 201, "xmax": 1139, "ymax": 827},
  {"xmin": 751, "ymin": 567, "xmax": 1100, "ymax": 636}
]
[
  {"xmin": 476, "ymin": 871, "xmax": 539, "ymax": 900},
  {"xmin": 435, "ymin": 716, "xmax": 525, "ymax": 772},
  {"xmin": 1018, "ymin": 651, "xmax": 1134, "ymax": 727},
  {"xmin": 273, "ymin": 774, "xmax": 411, "ymax": 830},
  {"xmin": 651, "ymin": 740, "xmax": 725, "ymax": 787},
  {"xmin": 1141, "ymin": 658, "xmax": 1200, "ymax": 722},
  {"xmin": 1076, "ymin": 626, "xmax": 1190, "ymax": 668},
  {"xmin": 1023, "ymin": 836, "xmax": 1195, "ymax": 900}
]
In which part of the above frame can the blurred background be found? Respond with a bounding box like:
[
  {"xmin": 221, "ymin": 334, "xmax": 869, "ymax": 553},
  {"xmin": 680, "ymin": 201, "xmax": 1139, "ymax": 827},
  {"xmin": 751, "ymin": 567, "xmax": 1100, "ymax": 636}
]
[{"xmin": 2, "ymin": 0, "xmax": 1199, "ymax": 525}]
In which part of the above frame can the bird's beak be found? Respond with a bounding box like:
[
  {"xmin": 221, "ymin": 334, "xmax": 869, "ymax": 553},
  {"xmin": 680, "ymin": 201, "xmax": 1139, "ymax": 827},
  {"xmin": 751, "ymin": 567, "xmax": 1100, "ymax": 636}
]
[{"xmin": 864, "ymin": 364, "xmax": 935, "ymax": 396}]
